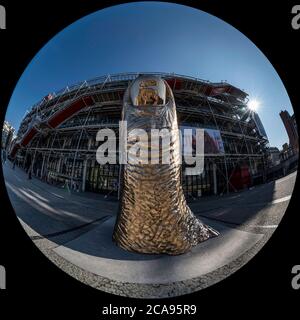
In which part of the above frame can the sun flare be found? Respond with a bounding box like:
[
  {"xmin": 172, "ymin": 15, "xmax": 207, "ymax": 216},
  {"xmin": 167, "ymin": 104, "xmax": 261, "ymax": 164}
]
[{"xmin": 248, "ymin": 99, "xmax": 260, "ymax": 111}]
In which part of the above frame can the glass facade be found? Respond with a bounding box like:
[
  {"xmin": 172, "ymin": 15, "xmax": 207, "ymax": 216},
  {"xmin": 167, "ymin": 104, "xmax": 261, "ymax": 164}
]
[{"xmin": 86, "ymin": 160, "xmax": 119, "ymax": 195}]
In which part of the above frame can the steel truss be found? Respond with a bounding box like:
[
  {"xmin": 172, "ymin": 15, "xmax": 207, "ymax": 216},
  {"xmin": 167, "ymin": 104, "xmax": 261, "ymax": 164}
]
[{"xmin": 14, "ymin": 73, "xmax": 269, "ymax": 195}]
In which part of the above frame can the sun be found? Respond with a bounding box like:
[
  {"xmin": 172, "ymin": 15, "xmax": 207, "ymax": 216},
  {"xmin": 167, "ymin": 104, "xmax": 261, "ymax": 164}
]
[{"xmin": 248, "ymin": 99, "xmax": 260, "ymax": 111}]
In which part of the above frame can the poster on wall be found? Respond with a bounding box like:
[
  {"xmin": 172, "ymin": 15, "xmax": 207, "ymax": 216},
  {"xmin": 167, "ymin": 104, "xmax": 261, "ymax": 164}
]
[{"xmin": 180, "ymin": 126, "xmax": 225, "ymax": 155}]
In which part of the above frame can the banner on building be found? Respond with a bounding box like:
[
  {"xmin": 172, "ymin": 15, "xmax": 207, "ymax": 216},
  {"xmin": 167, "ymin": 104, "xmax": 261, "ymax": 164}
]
[{"xmin": 180, "ymin": 126, "xmax": 225, "ymax": 155}]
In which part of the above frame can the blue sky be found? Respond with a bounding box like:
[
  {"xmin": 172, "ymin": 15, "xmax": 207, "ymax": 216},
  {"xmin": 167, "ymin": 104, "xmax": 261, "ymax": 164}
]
[{"xmin": 5, "ymin": 1, "xmax": 294, "ymax": 148}]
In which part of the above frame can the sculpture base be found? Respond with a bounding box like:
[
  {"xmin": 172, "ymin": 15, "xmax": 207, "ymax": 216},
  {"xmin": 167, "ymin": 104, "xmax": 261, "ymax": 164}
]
[{"xmin": 53, "ymin": 215, "xmax": 264, "ymax": 285}]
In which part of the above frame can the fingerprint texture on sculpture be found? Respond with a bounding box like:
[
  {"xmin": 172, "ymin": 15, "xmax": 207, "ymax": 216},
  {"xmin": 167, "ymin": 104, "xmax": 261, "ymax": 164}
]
[{"xmin": 113, "ymin": 76, "xmax": 219, "ymax": 255}]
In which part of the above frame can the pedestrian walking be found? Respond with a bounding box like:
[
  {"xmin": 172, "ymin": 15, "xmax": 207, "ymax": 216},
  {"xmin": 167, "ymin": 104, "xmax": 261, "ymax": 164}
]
[
  {"xmin": 1, "ymin": 149, "xmax": 6, "ymax": 164},
  {"xmin": 25, "ymin": 153, "xmax": 32, "ymax": 179}
]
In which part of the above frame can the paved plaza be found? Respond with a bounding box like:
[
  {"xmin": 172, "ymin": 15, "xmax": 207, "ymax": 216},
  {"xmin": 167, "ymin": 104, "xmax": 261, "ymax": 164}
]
[{"xmin": 3, "ymin": 162, "xmax": 297, "ymax": 298}]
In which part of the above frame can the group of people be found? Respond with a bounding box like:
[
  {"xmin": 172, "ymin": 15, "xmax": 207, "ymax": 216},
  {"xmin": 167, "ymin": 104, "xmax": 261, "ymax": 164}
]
[{"xmin": 1, "ymin": 148, "xmax": 32, "ymax": 178}]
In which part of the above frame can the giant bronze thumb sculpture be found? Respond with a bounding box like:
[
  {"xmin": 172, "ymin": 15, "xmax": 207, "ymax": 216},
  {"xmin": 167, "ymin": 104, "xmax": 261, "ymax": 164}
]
[{"xmin": 113, "ymin": 75, "xmax": 219, "ymax": 255}]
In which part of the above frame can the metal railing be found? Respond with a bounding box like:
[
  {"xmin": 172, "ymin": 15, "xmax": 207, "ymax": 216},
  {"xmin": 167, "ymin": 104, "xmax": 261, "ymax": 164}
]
[
  {"xmin": 16, "ymin": 72, "xmax": 250, "ymax": 141},
  {"xmin": 25, "ymin": 72, "xmax": 246, "ymax": 114}
]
